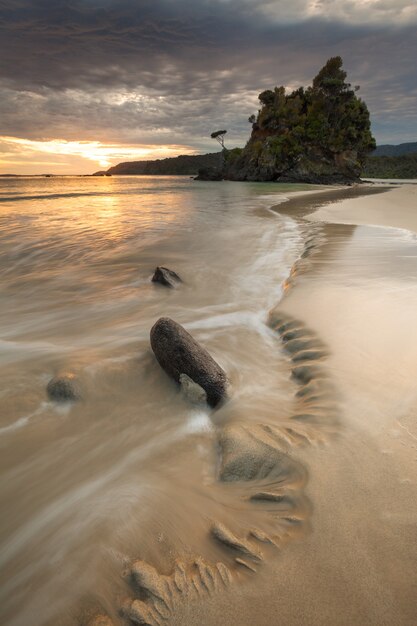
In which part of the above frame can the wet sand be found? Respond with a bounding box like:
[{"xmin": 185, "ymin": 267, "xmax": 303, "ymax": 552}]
[
  {"xmin": 309, "ymin": 183, "xmax": 417, "ymax": 231},
  {"xmin": 254, "ymin": 183, "xmax": 417, "ymax": 626}
]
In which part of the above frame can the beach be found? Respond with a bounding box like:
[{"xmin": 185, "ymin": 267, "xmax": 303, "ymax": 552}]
[
  {"xmin": 0, "ymin": 178, "xmax": 416, "ymax": 625},
  {"xmin": 252, "ymin": 182, "xmax": 417, "ymax": 625}
]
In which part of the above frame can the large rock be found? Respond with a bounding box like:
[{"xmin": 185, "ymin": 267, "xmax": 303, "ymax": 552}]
[
  {"xmin": 150, "ymin": 317, "xmax": 229, "ymax": 407},
  {"xmin": 46, "ymin": 373, "xmax": 82, "ymax": 402},
  {"xmin": 151, "ymin": 266, "xmax": 182, "ymax": 288}
]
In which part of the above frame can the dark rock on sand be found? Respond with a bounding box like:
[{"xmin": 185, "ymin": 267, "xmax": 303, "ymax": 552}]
[
  {"xmin": 46, "ymin": 373, "xmax": 82, "ymax": 402},
  {"xmin": 150, "ymin": 317, "xmax": 229, "ymax": 407},
  {"xmin": 151, "ymin": 266, "xmax": 182, "ymax": 288}
]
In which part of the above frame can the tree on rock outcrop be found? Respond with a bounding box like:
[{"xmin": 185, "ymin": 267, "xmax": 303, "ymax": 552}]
[
  {"xmin": 210, "ymin": 129, "xmax": 227, "ymax": 149},
  {"xmin": 210, "ymin": 129, "xmax": 228, "ymax": 168},
  {"xmin": 224, "ymin": 56, "xmax": 376, "ymax": 184}
]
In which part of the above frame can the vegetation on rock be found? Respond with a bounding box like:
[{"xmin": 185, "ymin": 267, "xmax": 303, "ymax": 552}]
[
  {"xmin": 224, "ymin": 56, "xmax": 376, "ymax": 183},
  {"xmin": 96, "ymin": 153, "xmax": 222, "ymax": 176},
  {"xmin": 362, "ymin": 153, "xmax": 417, "ymax": 179}
]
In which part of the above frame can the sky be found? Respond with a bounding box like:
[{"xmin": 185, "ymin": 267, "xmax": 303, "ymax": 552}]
[{"xmin": 0, "ymin": 0, "xmax": 416, "ymax": 174}]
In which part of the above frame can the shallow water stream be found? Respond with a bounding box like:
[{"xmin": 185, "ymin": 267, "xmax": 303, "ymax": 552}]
[{"xmin": 0, "ymin": 176, "xmax": 315, "ymax": 625}]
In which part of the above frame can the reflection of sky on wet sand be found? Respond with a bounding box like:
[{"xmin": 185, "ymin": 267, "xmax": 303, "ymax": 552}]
[{"xmin": 280, "ymin": 214, "xmax": 417, "ymax": 427}]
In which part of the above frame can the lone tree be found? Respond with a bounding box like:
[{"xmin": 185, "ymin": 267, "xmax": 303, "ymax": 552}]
[
  {"xmin": 210, "ymin": 129, "xmax": 228, "ymax": 167},
  {"xmin": 210, "ymin": 129, "xmax": 227, "ymax": 149}
]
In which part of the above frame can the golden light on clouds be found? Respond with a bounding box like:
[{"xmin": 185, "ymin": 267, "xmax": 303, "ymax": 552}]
[{"xmin": 0, "ymin": 136, "xmax": 196, "ymax": 175}]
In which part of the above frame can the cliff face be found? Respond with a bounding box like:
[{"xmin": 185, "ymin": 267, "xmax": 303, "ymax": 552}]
[
  {"xmin": 225, "ymin": 145, "xmax": 362, "ymax": 184},
  {"xmin": 223, "ymin": 57, "xmax": 375, "ymax": 184}
]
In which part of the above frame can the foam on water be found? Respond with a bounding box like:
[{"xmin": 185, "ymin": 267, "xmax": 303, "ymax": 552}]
[
  {"xmin": 182, "ymin": 410, "xmax": 213, "ymax": 434},
  {"xmin": 0, "ymin": 401, "xmax": 61, "ymax": 436}
]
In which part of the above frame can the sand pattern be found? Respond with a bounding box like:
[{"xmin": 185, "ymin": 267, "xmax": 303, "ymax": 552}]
[
  {"xmin": 87, "ymin": 225, "xmax": 341, "ymax": 626},
  {"xmin": 90, "ymin": 318, "xmax": 333, "ymax": 625}
]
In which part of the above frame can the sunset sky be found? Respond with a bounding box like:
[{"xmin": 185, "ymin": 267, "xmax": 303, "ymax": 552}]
[{"xmin": 1, "ymin": 0, "xmax": 416, "ymax": 175}]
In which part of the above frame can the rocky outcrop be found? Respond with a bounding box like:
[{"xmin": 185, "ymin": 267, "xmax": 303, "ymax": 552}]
[
  {"xmin": 46, "ymin": 373, "xmax": 82, "ymax": 402},
  {"xmin": 223, "ymin": 56, "xmax": 375, "ymax": 184},
  {"xmin": 151, "ymin": 266, "xmax": 182, "ymax": 287},
  {"xmin": 226, "ymin": 148, "xmax": 363, "ymax": 184},
  {"xmin": 150, "ymin": 317, "xmax": 229, "ymax": 407},
  {"xmin": 194, "ymin": 167, "xmax": 223, "ymax": 181}
]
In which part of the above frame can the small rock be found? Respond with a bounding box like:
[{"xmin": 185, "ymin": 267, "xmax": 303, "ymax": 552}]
[
  {"xmin": 150, "ymin": 317, "xmax": 229, "ymax": 408},
  {"xmin": 179, "ymin": 373, "xmax": 207, "ymax": 405},
  {"xmin": 46, "ymin": 373, "xmax": 82, "ymax": 402},
  {"xmin": 151, "ymin": 266, "xmax": 182, "ymax": 288}
]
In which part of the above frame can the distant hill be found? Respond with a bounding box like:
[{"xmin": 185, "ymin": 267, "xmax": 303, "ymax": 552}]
[
  {"xmin": 362, "ymin": 153, "xmax": 417, "ymax": 179},
  {"xmin": 372, "ymin": 142, "xmax": 417, "ymax": 157},
  {"xmin": 95, "ymin": 152, "xmax": 222, "ymax": 176},
  {"xmin": 94, "ymin": 143, "xmax": 417, "ymax": 180}
]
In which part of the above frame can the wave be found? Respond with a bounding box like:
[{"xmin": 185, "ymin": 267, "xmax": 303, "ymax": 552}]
[
  {"xmin": 0, "ymin": 189, "xmax": 141, "ymax": 203},
  {"xmin": 0, "ymin": 402, "xmax": 50, "ymax": 436}
]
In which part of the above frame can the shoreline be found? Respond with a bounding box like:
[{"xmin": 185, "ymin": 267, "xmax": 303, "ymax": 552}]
[
  {"xmin": 259, "ymin": 181, "xmax": 417, "ymax": 625},
  {"xmin": 271, "ymin": 182, "xmax": 393, "ymax": 219},
  {"xmin": 307, "ymin": 182, "xmax": 417, "ymax": 233}
]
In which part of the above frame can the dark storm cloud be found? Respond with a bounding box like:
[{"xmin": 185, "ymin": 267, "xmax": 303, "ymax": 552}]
[{"xmin": 0, "ymin": 0, "xmax": 416, "ymax": 149}]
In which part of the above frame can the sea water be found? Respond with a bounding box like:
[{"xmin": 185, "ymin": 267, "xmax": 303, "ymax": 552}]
[{"xmin": 0, "ymin": 175, "xmax": 313, "ymax": 625}]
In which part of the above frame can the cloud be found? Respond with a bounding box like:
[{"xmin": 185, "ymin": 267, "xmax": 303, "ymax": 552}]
[
  {"xmin": 0, "ymin": 136, "xmax": 195, "ymax": 168},
  {"xmin": 0, "ymin": 0, "xmax": 416, "ymax": 172},
  {"xmin": 254, "ymin": 0, "xmax": 417, "ymax": 25}
]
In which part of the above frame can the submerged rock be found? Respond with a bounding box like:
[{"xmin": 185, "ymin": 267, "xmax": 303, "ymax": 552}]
[
  {"xmin": 46, "ymin": 373, "xmax": 82, "ymax": 402},
  {"xmin": 151, "ymin": 266, "xmax": 182, "ymax": 287},
  {"xmin": 150, "ymin": 317, "xmax": 229, "ymax": 407}
]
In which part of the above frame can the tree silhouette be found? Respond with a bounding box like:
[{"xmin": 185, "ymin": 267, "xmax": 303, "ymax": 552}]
[{"xmin": 210, "ymin": 130, "xmax": 227, "ymax": 149}]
